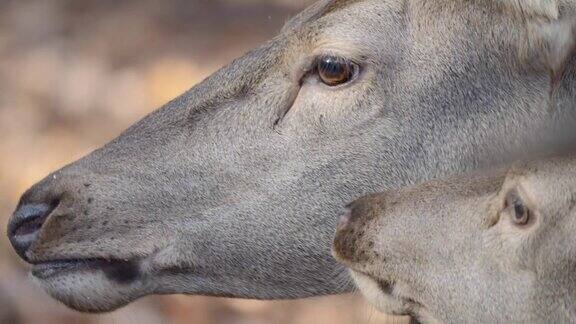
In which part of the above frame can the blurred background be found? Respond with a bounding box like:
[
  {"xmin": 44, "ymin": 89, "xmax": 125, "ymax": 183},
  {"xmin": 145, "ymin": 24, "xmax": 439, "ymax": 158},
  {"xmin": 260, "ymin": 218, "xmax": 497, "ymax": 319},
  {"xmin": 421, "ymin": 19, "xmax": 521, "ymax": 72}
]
[{"xmin": 0, "ymin": 1, "xmax": 408, "ymax": 323}]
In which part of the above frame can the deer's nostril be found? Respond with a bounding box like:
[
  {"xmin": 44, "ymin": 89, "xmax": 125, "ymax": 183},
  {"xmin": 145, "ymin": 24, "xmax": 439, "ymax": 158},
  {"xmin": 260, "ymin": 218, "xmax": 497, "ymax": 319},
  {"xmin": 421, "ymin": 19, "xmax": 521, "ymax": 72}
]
[
  {"xmin": 8, "ymin": 201, "xmax": 59, "ymax": 262},
  {"xmin": 12, "ymin": 214, "xmax": 46, "ymax": 236}
]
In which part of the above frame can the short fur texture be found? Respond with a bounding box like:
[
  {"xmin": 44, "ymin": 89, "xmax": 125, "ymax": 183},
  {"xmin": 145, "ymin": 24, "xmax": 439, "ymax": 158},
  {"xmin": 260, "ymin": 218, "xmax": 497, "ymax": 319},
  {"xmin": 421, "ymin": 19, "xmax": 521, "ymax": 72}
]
[
  {"xmin": 7, "ymin": 0, "xmax": 576, "ymax": 312},
  {"xmin": 334, "ymin": 155, "xmax": 576, "ymax": 323},
  {"xmin": 500, "ymin": 0, "xmax": 560, "ymax": 19}
]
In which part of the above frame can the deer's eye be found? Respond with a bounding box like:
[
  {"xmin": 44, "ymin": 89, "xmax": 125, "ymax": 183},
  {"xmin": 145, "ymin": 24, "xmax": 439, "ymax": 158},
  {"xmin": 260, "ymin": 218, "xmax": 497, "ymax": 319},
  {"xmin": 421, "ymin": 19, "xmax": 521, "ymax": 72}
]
[
  {"xmin": 504, "ymin": 190, "xmax": 531, "ymax": 226},
  {"xmin": 316, "ymin": 55, "xmax": 360, "ymax": 86},
  {"xmin": 512, "ymin": 201, "xmax": 530, "ymax": 225}
]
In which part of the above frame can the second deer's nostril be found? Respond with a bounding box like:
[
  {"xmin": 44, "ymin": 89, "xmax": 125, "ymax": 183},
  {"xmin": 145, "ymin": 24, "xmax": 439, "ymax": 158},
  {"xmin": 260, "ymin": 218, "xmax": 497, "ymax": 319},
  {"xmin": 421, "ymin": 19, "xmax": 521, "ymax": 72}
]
[{"xmin": 337, "ymin": 208, "xmax": 352, "ymax": 231}]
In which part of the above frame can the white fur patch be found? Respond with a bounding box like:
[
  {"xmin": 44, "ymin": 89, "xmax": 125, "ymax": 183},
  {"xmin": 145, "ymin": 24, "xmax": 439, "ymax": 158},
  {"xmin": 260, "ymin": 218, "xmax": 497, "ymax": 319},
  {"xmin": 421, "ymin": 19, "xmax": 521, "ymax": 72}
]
[
  {"xmin": 535, "ymin": 19, "xmax": 576, "ymax": 75},
  {"xmin": 499, "ymin": 0, "xmax": 559, "ymax": 19},
  {"xmin": 349, "ymin": 271, "xmax": 410, "ymax": 315},
  {"xmin": 502, "ymin": 0, "xmax": 576, "ymax": 76}
]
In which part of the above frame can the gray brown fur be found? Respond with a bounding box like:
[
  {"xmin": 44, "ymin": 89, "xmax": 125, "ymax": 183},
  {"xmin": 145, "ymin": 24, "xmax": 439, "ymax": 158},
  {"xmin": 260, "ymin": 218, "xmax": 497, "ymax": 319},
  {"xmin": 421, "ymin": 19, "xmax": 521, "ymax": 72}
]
[
  {"xmin": 6, "ymin": 0, "xmax": 576, "ymax": 313},
  {"xmin": 334, "ymin": 155, "xmax": 576, "ymax": 323}
]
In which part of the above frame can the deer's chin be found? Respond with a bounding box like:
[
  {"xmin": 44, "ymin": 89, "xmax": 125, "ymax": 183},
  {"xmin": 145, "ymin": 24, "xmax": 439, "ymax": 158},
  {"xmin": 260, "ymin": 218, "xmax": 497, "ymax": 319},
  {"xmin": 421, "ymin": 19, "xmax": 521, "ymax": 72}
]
[
  {"xmin": 349, "ymin": 271, "xmax": 411, "ymax": 316},
  {"xmin": 31, "ymin": 260, "xmax": 149, "ymax": 313}
]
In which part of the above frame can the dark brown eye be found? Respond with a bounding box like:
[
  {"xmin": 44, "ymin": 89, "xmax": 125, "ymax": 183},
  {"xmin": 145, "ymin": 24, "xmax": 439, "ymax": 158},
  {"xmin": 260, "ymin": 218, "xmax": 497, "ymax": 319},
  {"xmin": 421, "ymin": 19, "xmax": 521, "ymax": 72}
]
[
  {"xmin": 317, "ymin": 55, "xmax": 359, "ymax": 86},
  {"xmin": 505, "ymin": 190, "xmax": 531, "ymax": 226},
  {"xmin": 512, "ymin": 201, "xmax": 530, "ymax": 225}
]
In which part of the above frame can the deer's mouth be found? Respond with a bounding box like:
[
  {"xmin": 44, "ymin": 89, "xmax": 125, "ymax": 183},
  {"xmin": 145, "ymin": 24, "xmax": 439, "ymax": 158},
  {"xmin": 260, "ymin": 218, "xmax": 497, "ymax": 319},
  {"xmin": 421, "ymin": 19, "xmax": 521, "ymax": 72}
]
[{"xmin": 32, "ymin": 258, "xmax": 140, "ymax": 284}]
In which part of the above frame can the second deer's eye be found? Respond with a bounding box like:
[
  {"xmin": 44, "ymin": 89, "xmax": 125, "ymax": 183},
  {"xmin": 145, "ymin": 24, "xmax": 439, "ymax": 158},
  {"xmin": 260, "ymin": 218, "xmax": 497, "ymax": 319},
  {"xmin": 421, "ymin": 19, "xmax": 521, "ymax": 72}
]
[
  {"xmin": 512, "ymin": 201, "xmax": 530, "ymax": 225},
  {"xmin": 317, "ymin": 55, "xmax": 360, "ymax": 86},
  {"xmin": 504, "ymin": 189, "xmax": 532, "ymax": 226}
]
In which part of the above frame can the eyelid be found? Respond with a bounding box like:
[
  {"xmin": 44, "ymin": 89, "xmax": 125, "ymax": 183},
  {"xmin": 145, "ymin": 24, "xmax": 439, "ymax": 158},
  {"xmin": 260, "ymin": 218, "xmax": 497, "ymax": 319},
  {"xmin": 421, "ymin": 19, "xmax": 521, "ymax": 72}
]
[
  {"xmin": 314, "ymin": 52, "xmax": 364, "ymax": 67},
  {"xmin": 312, "ymin": 41, "xmax": 366, "ymax": 60}
]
